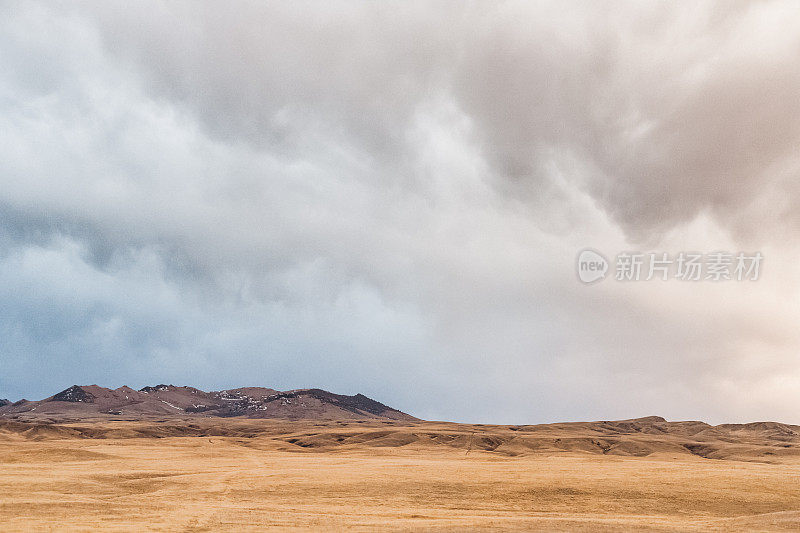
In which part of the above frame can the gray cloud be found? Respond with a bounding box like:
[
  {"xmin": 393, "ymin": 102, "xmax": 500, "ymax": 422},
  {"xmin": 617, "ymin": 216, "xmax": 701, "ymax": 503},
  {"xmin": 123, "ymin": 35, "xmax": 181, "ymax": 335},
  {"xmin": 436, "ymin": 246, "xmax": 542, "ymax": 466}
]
[
  {"xmin": 1, "ymin": 1, "xmax": 800, "ymax": 423},
  {"xmin": 74, "ymin": 1, "xmax": 800, "ymax": 241}
]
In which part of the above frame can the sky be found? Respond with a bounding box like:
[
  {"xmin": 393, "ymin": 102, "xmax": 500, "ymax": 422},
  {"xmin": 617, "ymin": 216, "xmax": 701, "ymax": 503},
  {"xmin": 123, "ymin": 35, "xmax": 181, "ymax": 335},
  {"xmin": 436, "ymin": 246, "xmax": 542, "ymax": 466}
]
[{"xmin": 2, "ymin": 1, "xmax": 800, "ymax": 424}]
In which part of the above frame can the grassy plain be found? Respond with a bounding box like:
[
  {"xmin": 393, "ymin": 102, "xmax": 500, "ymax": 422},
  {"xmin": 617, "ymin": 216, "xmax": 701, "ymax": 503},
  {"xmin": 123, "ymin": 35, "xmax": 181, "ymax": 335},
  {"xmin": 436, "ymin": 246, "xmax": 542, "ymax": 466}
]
[{"xmin": 2, "ymin": 419, "xmax": 800, "ymax": 531}]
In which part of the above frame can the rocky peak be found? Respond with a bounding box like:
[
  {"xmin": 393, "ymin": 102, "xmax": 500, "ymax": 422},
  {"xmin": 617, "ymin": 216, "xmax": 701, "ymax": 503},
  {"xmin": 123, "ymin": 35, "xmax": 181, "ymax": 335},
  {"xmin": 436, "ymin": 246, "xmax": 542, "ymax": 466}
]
[
  {"xmin": 140, "ymin": 384, "xmax": 173, "ymax": 393},
  {"xmin": 51, "ymin": 385, "xmax": 95, "ymax": 403}
]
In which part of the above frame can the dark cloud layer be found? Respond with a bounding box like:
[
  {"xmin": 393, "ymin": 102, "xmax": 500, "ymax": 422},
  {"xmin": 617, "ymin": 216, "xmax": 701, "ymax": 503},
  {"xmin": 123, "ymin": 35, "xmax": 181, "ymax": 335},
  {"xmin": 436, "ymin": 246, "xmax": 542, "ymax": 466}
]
[{"xmin": 1, "ymin": 1, "xmax": 799, "ymax": 423}]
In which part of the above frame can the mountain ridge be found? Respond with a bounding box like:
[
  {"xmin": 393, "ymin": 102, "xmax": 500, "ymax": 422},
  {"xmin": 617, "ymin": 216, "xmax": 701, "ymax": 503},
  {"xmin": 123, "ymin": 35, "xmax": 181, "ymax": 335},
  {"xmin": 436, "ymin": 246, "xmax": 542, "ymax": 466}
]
[{"xmin": 0, "ymin": 384, "xmax": 416, "ymax": 422}]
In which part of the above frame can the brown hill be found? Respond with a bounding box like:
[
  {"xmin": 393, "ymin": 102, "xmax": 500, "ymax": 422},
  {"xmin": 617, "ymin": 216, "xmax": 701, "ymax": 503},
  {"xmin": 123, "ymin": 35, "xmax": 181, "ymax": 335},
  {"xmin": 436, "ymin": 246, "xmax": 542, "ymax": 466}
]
[
  {"xmin": 0, "ymin": 384, "xmax": 415, "ymax": 422},
  {"xmin": 1, "ymin": 415, "xmax": 800, "ymax": 463}
]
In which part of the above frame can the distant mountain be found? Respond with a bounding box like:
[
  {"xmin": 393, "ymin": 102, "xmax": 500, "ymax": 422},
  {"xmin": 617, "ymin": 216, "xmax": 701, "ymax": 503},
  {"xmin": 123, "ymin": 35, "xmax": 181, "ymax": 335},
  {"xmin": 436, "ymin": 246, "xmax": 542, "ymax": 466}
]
[{"xmin": 0, "ymin": 384, "xmax": 416, "ymax": 422}]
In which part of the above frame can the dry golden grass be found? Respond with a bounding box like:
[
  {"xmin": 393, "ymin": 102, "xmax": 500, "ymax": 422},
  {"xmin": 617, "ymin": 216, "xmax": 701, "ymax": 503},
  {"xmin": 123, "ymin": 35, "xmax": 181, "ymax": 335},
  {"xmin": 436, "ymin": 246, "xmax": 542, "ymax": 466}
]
[{"xmin": 2, "ymin": 419, "xmax": 800, "ymax": 531}]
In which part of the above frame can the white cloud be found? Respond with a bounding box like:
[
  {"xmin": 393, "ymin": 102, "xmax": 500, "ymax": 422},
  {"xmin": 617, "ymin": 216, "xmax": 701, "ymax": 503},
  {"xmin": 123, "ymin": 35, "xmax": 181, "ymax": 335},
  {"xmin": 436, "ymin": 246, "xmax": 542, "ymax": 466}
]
[{"xmin": 1, "ymin": 1, "xmax": 800, "ymax": 423}]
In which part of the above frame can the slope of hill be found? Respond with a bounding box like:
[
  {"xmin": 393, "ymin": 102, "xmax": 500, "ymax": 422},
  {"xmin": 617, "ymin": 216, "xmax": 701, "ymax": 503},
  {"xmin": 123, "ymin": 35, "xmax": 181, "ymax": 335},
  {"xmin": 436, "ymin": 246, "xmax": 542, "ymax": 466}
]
[
  {"xmin": 2, "ymin": 409, "xmax": 800, "ymax": 463},
  {"xmin": 0, "ymin": 384, "xmax": 416, "ymax": 422}
]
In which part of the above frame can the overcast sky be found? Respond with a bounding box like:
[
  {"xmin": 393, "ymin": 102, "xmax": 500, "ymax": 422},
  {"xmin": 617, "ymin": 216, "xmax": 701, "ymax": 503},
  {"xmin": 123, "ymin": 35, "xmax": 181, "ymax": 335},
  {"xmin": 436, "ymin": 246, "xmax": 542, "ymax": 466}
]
[{"xmin": 2, "ymin": 1, "xmax": 800, "ymax": 423}]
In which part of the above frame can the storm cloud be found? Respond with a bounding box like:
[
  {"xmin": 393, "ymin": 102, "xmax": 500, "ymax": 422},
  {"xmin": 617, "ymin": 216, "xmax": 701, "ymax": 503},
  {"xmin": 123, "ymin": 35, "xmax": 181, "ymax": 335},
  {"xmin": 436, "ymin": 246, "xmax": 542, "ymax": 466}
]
[{"xmin": 2, "ymin": 1, "xmax": 800, "ymax": 423}]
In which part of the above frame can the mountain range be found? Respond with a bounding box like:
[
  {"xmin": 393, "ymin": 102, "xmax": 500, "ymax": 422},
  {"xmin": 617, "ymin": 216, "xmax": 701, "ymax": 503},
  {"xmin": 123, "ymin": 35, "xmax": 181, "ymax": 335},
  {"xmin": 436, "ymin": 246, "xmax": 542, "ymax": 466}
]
[{"xmin": 0, "ymin": 384, "xmax": 416, "ymax": 422}]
